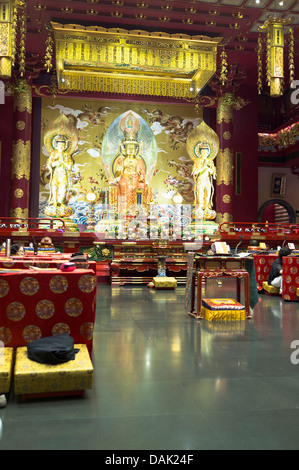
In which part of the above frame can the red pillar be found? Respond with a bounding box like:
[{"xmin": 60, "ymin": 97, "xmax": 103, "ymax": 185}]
[
  {"xmin": 216, "ymin": 93, "xmax": 234, "ymax": 226},
  {"xmin": 10, "ymin": 80, "xmax": 32, "ymax": 220}
]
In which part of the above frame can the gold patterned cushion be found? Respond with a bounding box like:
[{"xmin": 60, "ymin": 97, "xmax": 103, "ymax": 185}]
[
  {"xmin": 14, "ymin": 344, "xmax": 93, "ymax": 395},
  {"xmin": 262, "ymin": 281, "xmax": 280, "ymax": 294},
  {"xmin": 201, "ymin": 298, "xmax": 246, "ymax": 321},
  {"xmin": 153, "ymin": 277, "xmax": 177, "ymax": 288},
  {"xmin": 297, "ymin": 288, "xmax": 299, "ymax": 298},
  {"xmin": 0, "ymin": 348, "xmax": 14, "ymax": 394}
]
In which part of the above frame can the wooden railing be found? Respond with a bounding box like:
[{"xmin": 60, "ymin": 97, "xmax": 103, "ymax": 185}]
[
  {"xmin": 219, "ymin": 222, "xmax": 299, "ymax": 238},
  {"xmin": 0, "ymin": 217, "xmax": 66, "ymax": 232}
]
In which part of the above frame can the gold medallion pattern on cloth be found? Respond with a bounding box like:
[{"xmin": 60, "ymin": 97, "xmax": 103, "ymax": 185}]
[{"xmin": 19, "ymin": 277, "xmax": 40, "ymax": 296}]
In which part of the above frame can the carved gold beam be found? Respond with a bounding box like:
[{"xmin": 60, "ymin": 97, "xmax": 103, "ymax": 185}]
[{"xmin": 50, "ymin": 22, "xmax": 225, "ymax": 99}]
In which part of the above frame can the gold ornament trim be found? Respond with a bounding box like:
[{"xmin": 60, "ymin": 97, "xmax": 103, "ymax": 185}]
[
  {"xmin": 216, "ymin": 212, "xmax": 233, "ymax": 225},
  {"xmin": 14, "ymin": 188, "xmax": 24, "ymax": 198},
  {"xmin": 11, "ymin": 139, "xmax": 31, "ymax": 180},
  {"xmin": 14, "ymin": 80, "xmax": 32, "ymax": 113},
  {"xmin": 9, "ymin": 207, "xmax": 29, "ymax": 218},
  {"xmin": 50, "ymin": 22, "xmax": 225, "ymax": 98},
  {"xmin": 16, "ymin": 120, "xmax": 25, "ymax": 130},
  {"xmin": 217, "ymin": 96, "xmax": 234, "ymax": 123},
  {"xmin": 222, "ymin": 194, "xmax": 231, "ymax": 204},
  {"xmin": 216, "ymin": 148, "xmax": 233, "ymax": 185},
  {"xmin": 223, "ymin": 131, "xmax": 231, "ymax": 140}
]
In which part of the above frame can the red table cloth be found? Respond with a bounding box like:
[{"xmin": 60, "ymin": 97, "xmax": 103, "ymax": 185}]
[
  {"xmin": 282, "ymin": 256, "xmax": 299, "ymax": 301},
  {"xmin": 253, "ymin": 254, "xmax": 277, "ymax": 290},
  {"xmin": 0, "ymin": 268, "xmax": 97, "ymax": 354},
  {"xmin": 0, "ymin": 258, "xmax": 96, "ymax": 273}
]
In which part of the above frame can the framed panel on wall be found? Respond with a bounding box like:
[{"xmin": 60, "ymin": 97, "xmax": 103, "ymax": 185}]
[{"xmin": 271, "ymin": 173, "xmax": 286, "ymax": 198}]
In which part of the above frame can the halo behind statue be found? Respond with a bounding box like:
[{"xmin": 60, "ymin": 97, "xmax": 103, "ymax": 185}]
[
  {"xmin": 186, "ymin": 120, "xmax": 219, "ymax": 162},
  {"xmin": 44, "ymin": 113, "xmax": 78, "ymax": 155}
]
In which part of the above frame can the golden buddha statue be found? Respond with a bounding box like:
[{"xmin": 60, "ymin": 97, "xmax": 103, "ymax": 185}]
[{"xmin": 108, "ymin": 111, "xmax": 154, "ymax": 211}]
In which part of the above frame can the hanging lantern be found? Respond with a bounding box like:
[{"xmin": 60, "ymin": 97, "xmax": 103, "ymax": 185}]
[{"xmin": 259, "ymin": 16, "xmax": 292, "ymax": 98}]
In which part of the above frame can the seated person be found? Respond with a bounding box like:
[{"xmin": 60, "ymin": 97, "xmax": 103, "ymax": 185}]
[
  {"xmin": 10, "ymin": 243, "xmax": 25, "ymax": 256},
  {"xmin": 268, "ymin": 246, "xmax": 292, "ymax": 293}
]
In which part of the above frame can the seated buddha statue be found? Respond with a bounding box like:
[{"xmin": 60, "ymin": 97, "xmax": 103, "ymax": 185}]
[{"xmin": 109, "ymin": 112, "xmax": 152, "ymax": 211}]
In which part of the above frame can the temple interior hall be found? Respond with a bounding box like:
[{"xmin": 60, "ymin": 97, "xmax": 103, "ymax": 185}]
[
  {"xmin": 0, "ymin": 0, "xmax": 299, "ymax": 452},
  {"xmin": 2, "ymin": 282, "xmax": 299, "ymax": 451}
]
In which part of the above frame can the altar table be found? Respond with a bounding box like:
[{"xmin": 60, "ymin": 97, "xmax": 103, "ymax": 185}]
[
  {"xmin": 0, "ymin": 268, "xmax": 97, "ymax": 354},
  {"xmin": 0, "ymin": 258, "xmax": 96, "ymax": 273},
  {"xmin": 188, "ymin": 255, "xmax": 258, "ymax": 319}
]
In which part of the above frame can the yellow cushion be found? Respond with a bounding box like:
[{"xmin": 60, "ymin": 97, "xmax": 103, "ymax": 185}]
[
  {"xmin": 262, "ymin": 281, "xmax": 280, "ymax": 294},
  {"xmin": 0, "ymin": 348, "xmax": 14, "ymax": 394},
  {"xmin": 296, "ymin": 288, "xmax": 299, "ymax": 297},
  {"xmin": 153, "ymin": 277, "xmax": 177, "ymax": 288},
  {"xmin": 14, "ymin": 344, "xmax": 93, "ymax": 395},
  {"xmin": 201, "ymin": 298, "xmax": 246, "ymax": 321}
]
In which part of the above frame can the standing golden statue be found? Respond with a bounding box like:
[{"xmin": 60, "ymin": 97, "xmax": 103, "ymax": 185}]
[
  {"xmin": 186, "ymin": 120, "xmax": 219, "ymax": 222},
  {"xmin": 41, "ymin": 113, "xmax": 79, "ymax": 222},
  {"xmin": 192, "ymin": 142, "xmax": 217, "ymax": 216},
  {"xmin": 46, "ymin": 135, "xmax": 73, "ymax": 209}
]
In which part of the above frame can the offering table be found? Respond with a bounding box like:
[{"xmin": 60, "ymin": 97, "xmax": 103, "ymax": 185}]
[{"xmin": 188, "ymin": 255, "xmax": 258, "ymax": 319}]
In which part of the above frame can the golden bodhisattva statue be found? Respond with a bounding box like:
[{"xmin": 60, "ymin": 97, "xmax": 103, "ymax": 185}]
[
  {"xmin": 41, "ymin": 113, "xmax": 79, "ymax": 225},
  {"xmin": 186, "ymin": 120, "xmax": 219, "ymax": 223},
  {"xmin": 46, "ymin": 135, "xmax": 73, "ymax": 210}
]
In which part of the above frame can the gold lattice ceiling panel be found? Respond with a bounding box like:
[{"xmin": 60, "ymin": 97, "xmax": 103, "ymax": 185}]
[{"xmin": 50, "ymin": 22, "xmax": 224, "ymax": 99}]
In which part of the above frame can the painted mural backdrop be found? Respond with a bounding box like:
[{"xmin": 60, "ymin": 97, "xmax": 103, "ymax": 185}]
[{"xmin": 39, "ymin": 97, "xmax": 202, "ymax": 226}]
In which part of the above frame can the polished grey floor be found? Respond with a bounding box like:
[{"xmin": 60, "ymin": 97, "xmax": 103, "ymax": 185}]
[{"xmin": 1, "ymin": 279, "xmax": 299, "ymax": 450}]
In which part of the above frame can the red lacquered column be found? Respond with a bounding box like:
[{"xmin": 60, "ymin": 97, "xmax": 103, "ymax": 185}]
[
  {"xmin": 10, "ymin": 79, "xmax": 32, "ymax": 221},
  {"xmin": 216, "ymin": 93, "xmax": 234, "ymax": 226}
]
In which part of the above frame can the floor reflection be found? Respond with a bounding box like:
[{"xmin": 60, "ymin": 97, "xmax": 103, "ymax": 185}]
[{"xmin": 1, "ymin": 282, "xmax": 299, "ymax": 450}]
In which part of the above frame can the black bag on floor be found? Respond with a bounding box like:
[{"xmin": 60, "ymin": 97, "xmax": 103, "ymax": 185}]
[{"xmin": 27, "ymin": 335, "xmax": 79, "ymax": 365}]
